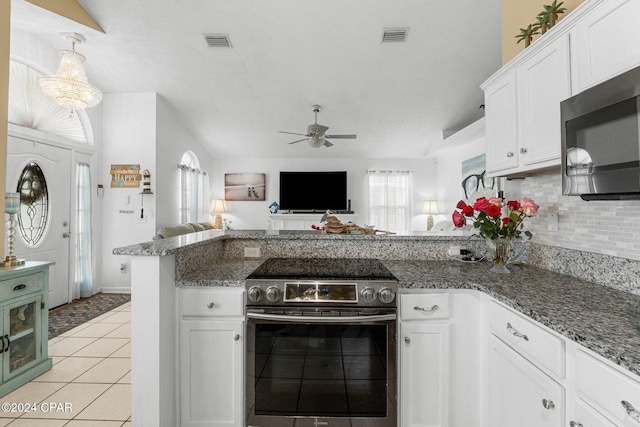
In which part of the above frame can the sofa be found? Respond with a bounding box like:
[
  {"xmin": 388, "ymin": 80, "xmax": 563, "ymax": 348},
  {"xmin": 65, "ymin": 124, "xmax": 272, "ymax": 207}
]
[{"xmin": 153, "ymin": 221, "xmax": 219, "ymax": 239}]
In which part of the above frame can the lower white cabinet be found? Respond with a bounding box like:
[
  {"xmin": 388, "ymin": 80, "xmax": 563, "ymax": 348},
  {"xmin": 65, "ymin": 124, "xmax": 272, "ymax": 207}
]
[
  {"xmin": 489, "ymin": 335, "xmax": 565, "ymax": 427},
  {"xmin": 179, "ymin": 288, "xmax": 244, "ymax": 427}
]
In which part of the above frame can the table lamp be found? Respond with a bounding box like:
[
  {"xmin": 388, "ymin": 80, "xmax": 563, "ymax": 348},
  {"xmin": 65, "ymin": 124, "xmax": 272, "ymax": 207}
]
[
  {"xmin": 1, "ymin": 193, "xmax": 25, "ymax": 267},
  {"xmin": 210, "ymin": 199, "xmax": 227, "ymax": 229},
  {"xmin": 421, "ymin": 200, "xmax": 440, "ymax": 231}
]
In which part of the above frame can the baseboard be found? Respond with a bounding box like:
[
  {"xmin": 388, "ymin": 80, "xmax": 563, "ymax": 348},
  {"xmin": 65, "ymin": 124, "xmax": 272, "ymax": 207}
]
[{"xmin": 96, "ymin": 287, "xmax": 132, "ymax": 294}]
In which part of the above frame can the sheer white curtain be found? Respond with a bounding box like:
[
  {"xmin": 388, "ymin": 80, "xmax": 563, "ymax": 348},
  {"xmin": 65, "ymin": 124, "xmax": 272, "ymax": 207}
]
[
  {"xmin": 74, "ymin": 163, "xmax": 92, "ymax": 299},
  {"xmin": 179, "ymin": 151, "xmax": 202, "ymax": 223},
  {"xmin": 367, "ymin": 170, "xmax": 413, "ymax": 234}
]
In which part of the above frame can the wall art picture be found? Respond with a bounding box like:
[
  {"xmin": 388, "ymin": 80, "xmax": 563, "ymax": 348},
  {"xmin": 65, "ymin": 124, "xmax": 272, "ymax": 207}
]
[
  {"xmin": 224, "ymin": 173, "xmax": 266, "ymax": 201},
  {"xmin": 461, "ymin": 154, "xmax": 495, "ymax": 202},
  {"xmin": 110, "ymin": 164, "xmax": 141, "ymax": 188}
]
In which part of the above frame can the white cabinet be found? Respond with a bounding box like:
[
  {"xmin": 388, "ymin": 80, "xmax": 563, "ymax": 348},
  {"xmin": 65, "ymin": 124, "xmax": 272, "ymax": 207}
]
[
  {"xmin": 179, "ymin": 288, "xmax": 244, "ymax": 427},
  {"xmin": 482, "ymin": 34, "xmax": 571, "ymax": 177},
  {"xmin": 573, "ymin": 0, "xmax": 640, "ymax": 93},
  {"xmin": 489, "ymin": 335, "xmax": 565, "ymax": 427},
  {"xmin": 399, "ymin": 293, "xmax": 451, "ymax": 427}
]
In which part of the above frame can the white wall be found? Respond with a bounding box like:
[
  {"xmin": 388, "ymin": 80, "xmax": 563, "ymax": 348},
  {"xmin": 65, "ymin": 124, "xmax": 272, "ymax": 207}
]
[{"xmin": 211, "ymin": 157, "xmax": 437, "ymax": 232}]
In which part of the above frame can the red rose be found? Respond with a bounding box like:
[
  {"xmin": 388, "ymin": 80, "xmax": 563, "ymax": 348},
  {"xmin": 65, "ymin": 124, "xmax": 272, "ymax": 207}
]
[
  {"xmin": 486, "ymin": 205, "xmax": 501, "ymax": 218},
  {"xmin": 502, "ymin": 217, "xmax": 510, "ymax": 225},
  {"xmin": 462, "ymin": 205, "xmax": 474, "ymax": 217},
  {"xmin": 472, "ymin": 197, "xmax": 491, "ymax": 212},
  {"xmin": 507, "ymin": 200, "xmax": 521, "ymax": 210},
  {"xmin": 456, "ymin": 200, "xmax": 467, "ymax": 209},
  {"xmin": 452, "ymin": 211, "xmax": 466, "ymax": 227}
]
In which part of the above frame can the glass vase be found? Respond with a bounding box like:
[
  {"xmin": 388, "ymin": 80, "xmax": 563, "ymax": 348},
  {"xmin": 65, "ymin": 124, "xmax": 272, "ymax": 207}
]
[{"xmin": 485, "ymin": 237, "xmax": 514, "ymax": 274}]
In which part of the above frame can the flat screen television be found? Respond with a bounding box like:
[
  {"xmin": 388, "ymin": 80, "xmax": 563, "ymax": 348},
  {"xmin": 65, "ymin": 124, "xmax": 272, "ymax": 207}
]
[{"xmin": 279, "ymin": 171, "xmax": 348, "ymax": 212}]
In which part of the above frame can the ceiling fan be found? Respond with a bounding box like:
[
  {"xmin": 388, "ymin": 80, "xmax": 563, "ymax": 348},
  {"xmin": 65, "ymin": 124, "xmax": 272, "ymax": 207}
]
[{"xmin": 279, "ymin": 105, "xmax": 357, "ymax": 148}]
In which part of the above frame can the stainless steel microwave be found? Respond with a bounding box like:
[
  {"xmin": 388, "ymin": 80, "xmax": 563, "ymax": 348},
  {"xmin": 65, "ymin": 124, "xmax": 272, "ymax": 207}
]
[{"xmin": 561, "ymin": 65, "xmax": 640, "ymax": 200}]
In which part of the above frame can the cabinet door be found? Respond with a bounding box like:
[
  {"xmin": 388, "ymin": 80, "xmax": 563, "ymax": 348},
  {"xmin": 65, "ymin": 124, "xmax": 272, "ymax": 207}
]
[
  {"xmin": 484, "ymin": 72, "xmax": 519, "ymax": 174},
  {"xmin": 400, "ymin": 322, "xmax": 450, "ymax": 427},
  {"xmin": 574, "ymin": 0, "xmax": 640, "ymax": 92},
  {"xmin": 517, "ymin": 35, "xmax": 571, "ymax": 167},
  {"xmin": 3, "ymin": 295, "xmax": 42, "ymax": 381},
  {"xmin": 571, "ymin": 399, "xmax": 618, "ymax": 427},
  {"xmin": 489, "ymin": 336, "xmax": 564, "ymax": 427},
  {"xmin": 180, "ymin": 320, "xmax": 243, "ymax": 427}
]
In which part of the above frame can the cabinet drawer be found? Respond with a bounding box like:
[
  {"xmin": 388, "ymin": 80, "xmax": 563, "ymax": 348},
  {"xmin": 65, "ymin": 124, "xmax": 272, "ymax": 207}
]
[
  {"xmin": 576, "ymin": 349, "xmax": 640, "ymax": 426},
  {"xmin": 489, "ymin": 300, "xmax": 565, "ymax": 378},
  {"xmin": 400, "ymin": 293, "xmax": 450, "ymax": 320},
  {"xmin": 180, "ymin": 288, "xmax": 244, "ymax": 317},
  {"xmin": 0, "ymin": 272, "xmax": 44, "ymax": 301}
]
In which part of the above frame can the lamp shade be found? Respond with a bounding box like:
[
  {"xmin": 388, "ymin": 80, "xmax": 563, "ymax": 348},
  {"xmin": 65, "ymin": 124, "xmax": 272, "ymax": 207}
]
[
  {"xmin": 210, "ymin": 199, "xmax": 227, "ymax": 214},
  {"xmin": 421, "ymin": 200, "xmax": 440, "ymax": 215}
]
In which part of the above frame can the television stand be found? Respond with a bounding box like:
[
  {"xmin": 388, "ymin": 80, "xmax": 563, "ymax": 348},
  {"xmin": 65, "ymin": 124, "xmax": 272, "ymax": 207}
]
[{"xmin": 267, "ymin": 213, "xmax": 358, "ymax": 231}]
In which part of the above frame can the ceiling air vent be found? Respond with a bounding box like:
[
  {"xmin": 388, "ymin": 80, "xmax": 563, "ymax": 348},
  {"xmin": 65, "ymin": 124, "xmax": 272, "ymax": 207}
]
[
  {"xmin": 381, "ymin": 27, "xmax": 409, "ymax": 43},
  {"xmin": 203, "ymin": 33, "xmax": 232, "ymax": 48}
]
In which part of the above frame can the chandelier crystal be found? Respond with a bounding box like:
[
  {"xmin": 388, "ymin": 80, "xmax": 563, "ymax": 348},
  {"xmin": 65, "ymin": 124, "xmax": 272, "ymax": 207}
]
[{"xmin": 39, "ymin": 33, "xmax": 103, "ymax": 113}]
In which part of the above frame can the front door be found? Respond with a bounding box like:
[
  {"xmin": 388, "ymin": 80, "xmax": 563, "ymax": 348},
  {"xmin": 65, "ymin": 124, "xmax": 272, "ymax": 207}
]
[{"xmin": 6, "ymin": 136, "xmax": 72, "ymax": 309}]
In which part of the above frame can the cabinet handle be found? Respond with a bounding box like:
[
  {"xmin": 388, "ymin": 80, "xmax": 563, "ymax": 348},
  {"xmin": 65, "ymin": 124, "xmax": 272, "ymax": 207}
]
[
  {"xmin": 0, "ymin": 336, "xmax": 4, "ymax": 354},
  {"xmin": 621, "ymin": 401, "xmax": 640, "ymax": 423},
  {"xmin": 13, "ymin": 284, "xmax": 26, "ymax": 291},
  {"xmin": 542, "ymin": 399, "xmax": 555, "ymax": 410},
  {"xmin": 414, "ymin": 305, "xmax": 439, "ymax": 313},
  {"xmin": 206, "ymin": 302, "xmax": 215, "ymax": 309},
  {"xmin": 404, "ymin": 337, "xmax": 411, "ymax": 344},
  {"xmin": 234, "ymin": 334, "xmax": 240, "ymax": 341},
  {"xmin": 506, "ymin": 323, "xmax": 529, "ymax": 341},
  {"xmin": 520, "ymin": 147, "xmax": 528, "ymax": 154},
  {"xmin": 570, "ymin": 422, "xmax": 583, "ymax": 427},
  {"xmin": 4, "ymin": 335, "xmax": 10, "ymax": 352},
  {"xmin": 506, "ymin": 151, "xmax": 514, "ymax": 157}
]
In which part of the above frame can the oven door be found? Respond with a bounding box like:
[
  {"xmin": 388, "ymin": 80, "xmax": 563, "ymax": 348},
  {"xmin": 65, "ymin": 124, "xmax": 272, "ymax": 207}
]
[{"xmin": 246, "ymin": 308, "xmax": 397, "ymax": 427}]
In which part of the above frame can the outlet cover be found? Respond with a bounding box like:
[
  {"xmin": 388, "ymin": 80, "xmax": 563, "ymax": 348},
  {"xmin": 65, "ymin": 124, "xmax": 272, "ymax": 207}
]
[
  {"xmin": 548, "ymin": 212, "xmax": 559, "ymax": 231},
  {"xmin": 244, "ymin": 247, "xmax": 261, "ymax": 257}
]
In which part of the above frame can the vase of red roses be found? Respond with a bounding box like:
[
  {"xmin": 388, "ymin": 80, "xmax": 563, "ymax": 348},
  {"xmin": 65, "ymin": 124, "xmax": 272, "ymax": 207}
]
[{"xmin": 452, "ymin": 196, "xmax": 539, "ymax": 273}]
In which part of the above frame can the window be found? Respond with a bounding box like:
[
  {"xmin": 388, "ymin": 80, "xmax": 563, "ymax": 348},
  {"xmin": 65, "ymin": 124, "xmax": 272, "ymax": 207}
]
[
  {"xmin": 75, "ymin": 163, "xmax": 93, "ymax": 299},
  {"xmin": 17, "ymin": 162, "xmax": 49, "ymax": 246},
  {"xmin": 367, "ymin": 170, "xmax": 413, "ymax": 234},
  {"xmin": 179, "ymin": 151, "xmax": 202, "ymax": 223}
]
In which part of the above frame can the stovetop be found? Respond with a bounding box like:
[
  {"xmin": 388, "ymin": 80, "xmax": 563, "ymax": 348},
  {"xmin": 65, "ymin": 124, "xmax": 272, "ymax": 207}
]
[{"xmin": 246, "ymin": 258, "xmax": 396, "ymax": 281}]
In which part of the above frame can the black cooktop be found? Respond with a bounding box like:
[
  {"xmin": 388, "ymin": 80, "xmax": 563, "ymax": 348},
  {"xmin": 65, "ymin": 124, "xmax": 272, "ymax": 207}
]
[{"xmin": 246, "ymin": 258, "xmax": 396, "ymax": 281}]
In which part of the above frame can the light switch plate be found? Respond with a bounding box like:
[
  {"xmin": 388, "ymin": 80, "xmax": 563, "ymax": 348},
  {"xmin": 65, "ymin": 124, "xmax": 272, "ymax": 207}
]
[{"xmin": 548, "ymin": 212, "xmax": 558, "ymax": 231}]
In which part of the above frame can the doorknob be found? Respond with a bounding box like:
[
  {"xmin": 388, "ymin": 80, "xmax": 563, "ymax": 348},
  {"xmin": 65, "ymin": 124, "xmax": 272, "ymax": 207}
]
[{"xmin": 62, "ymin": 232, "xmax": 71, "ymax": 238}]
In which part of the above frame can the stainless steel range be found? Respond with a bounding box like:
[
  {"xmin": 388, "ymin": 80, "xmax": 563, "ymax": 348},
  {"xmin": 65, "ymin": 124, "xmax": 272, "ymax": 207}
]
[{"xmin": 245, "ymin": 258, "xmax": 398, "ymax": 427}]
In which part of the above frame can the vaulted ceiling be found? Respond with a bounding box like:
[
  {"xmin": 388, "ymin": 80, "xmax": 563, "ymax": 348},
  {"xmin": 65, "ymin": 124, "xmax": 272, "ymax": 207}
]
[{"xmin": 9, "ymin": 0, "xmax": 502, "ymax": 158}]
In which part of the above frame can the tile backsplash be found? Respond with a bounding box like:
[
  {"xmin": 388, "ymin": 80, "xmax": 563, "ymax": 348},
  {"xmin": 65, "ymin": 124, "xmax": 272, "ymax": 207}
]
[{"xmin": 521, "ymin": 171, "xmax": 640, "ymax": 261}]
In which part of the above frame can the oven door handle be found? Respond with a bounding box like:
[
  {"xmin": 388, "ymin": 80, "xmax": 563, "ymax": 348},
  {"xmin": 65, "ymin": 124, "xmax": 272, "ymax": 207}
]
[{"xmin": 246, "ymin": 312, "xmax": 396, "ymax": 323}]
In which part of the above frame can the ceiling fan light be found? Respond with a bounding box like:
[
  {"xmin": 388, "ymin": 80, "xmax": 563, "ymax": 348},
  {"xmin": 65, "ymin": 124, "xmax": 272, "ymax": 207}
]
[
  {"xmin": 308, "ymin": 135, "xmax": 325, "ymax": 148},
  {"xmin": 39, "ymin": 35, "xmax": 103, "ymax": 112}
]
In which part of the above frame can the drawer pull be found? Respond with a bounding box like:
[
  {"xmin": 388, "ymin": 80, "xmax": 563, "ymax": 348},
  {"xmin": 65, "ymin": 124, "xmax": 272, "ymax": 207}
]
[
  {"xmin": 414, "ymin": 305, "xmax": 439, "ymax": 313},
  {"xmin": 506, "ymin": 323, "xmax": 529, "ymax": 341},
  {"xmin": 234, "ymin": 334, "xmax": 240, "ymax": 341},
  {"xmin": 404, "ymin": 337, "xmax": 411, "ymax": 344},
  {"xmin": 506, "ymin": 151, "xmax": 514, "ymax": 157},
  {"xmin": 206, "ymin": 302, "xmax": 215, "ymax": 309},
  {"xmin": 541, "ymin": 399, "xmax": 555, "ymax": 410},
  {"xmin": 570, "ymin": 422, "xmax": 583, "ymax": 427},
  {"xmin": 622, "ymin": 401, "xmax": 640, "ymax": 423},
  {"xmin": 13, "ymin": 284, "xmax": 26, "ymax": 291}
]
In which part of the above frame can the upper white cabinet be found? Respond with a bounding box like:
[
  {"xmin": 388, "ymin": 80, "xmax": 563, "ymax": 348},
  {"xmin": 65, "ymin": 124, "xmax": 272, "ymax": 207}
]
[
  {"xmin": 483, "ymin": 34, "xmax": 571, "ymax": 177},
  {"xmin": 573, "ymin": 0, "xmax": 640, "ymax": 93},
  {"xmin": 482, "ymin": 0, "xmax": 640, "ymax": 177}
]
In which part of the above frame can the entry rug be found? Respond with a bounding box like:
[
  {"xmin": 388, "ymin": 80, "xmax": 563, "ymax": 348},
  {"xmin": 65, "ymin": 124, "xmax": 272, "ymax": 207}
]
[{"xmin": 48, "ymin": 293, "xmax": 131, "ymax": 339}]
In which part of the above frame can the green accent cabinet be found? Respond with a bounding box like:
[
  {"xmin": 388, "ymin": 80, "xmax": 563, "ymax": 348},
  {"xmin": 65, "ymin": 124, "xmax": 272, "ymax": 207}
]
[{"xmin": 0, "ymin": 262, "xmax": 52, "ymax": 397}]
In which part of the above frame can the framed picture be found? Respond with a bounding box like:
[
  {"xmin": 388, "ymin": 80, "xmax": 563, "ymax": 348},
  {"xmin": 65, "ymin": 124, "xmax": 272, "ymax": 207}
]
[
  {"xmin": 461, "ymin": 154, "xmax": 496, "ymax": 202},
  {"xmin": 224, "ymin": 173, "xmax": 266, "ymax": 201}
]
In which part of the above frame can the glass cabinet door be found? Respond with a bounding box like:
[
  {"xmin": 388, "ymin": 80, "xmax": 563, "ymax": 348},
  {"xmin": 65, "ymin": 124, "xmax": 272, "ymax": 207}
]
[{"xmin": 3, "ymin": 296, "xmax": 42, "ymax": 379}]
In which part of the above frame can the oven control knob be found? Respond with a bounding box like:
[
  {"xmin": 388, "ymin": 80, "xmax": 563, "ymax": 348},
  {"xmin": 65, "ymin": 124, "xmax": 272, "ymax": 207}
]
[
  {"xmin": 247, "ymin": 286, "xmax": 264, "ymax": 303},
  {"xmin": 360, "ymin": 287, "xmax": 377, "ymax": 304},
  {"xmin": 378, "ymin": 287, "xmax": 396, "ymax": 304},
  {"xmin": 265, "ymin": 286, "xmax": 282, "ymax": 303}
]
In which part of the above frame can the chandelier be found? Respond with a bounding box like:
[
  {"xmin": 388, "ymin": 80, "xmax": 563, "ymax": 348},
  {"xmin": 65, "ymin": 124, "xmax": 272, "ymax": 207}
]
[{"xmin": 39, "ymin": 33, "xmax": 103, "ymax": 113}]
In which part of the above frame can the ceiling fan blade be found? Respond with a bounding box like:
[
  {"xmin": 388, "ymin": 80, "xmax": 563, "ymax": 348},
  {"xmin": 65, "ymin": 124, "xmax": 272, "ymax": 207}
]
[
  {"xmin": 323, "ymin": 140, "xmax": 334, "ymax": 148},
  {"xmin": 325, "ymin": 134, "xmax": 357, "ymax": 139},
  {"xmin": 279, "ymin": 131, "xmax": 309, "ymax": 137},
  {"xmin": 287, "ymin": 138, "xmax": 309, "ymax": 145}
]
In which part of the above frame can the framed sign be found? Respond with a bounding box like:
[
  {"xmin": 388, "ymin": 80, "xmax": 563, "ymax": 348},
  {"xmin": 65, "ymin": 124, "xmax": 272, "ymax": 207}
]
[
  {"xmin": 110, "ymin": 164, "xmax": 141, "ymax": 188},
  {"xmin": 224, "ymin": 173, "xmax": 265, "ymax": 201}
]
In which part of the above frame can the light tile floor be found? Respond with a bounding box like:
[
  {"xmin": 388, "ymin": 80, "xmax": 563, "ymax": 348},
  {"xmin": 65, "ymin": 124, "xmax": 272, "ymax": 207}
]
[{"xmin": 0, "ymin": 301, "xmax": 132, "ymax": 427}]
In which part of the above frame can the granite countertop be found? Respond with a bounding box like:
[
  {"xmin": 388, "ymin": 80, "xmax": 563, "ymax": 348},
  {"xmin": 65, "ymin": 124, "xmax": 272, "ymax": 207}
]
[{"xmin": 179, "ymin": 258, "xmax": 640, "ymax": 377}]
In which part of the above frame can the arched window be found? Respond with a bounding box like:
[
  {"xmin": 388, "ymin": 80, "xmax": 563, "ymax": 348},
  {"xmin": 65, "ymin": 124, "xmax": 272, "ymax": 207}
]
[{"xmin": 179, "ymin": 151, "xmax": 202, "ymax": 223}]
